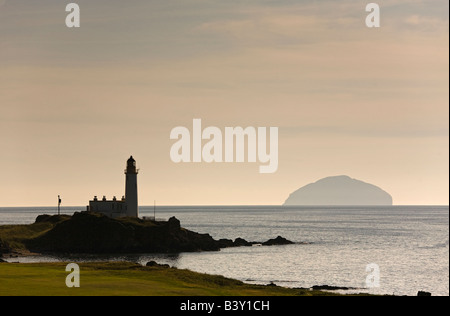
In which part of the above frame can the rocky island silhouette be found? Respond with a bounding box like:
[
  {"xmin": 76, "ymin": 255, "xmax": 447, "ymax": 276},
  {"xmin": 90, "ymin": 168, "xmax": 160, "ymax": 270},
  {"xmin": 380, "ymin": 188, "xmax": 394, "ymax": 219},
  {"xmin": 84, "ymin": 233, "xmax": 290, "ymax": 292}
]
[{"xmin": 284, "ymin": 175, "xmax": 393, "ymax": 206}]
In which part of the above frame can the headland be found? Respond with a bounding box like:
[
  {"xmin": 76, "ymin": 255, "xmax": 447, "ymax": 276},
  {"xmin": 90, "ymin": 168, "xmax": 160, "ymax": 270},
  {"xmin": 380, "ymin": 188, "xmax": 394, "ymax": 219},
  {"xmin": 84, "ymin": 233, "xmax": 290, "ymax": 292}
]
[{"xmin": 0, "ymin": 211, "xmax": 294, "ymax": 257}]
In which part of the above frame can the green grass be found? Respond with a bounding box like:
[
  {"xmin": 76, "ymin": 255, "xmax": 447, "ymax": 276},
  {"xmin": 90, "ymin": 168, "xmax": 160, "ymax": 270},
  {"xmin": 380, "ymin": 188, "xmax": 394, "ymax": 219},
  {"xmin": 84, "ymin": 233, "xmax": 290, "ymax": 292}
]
[
  {"xmin": 0, "ymin": 261, "xmax": 342, "ymax": 296},
  {"xmin": 0, "ymin": 223, "xmax": 53, "ymax": 251},
  {"xmin": 0, "ymin": 215, "xmax": 72, "ymax": 252}
]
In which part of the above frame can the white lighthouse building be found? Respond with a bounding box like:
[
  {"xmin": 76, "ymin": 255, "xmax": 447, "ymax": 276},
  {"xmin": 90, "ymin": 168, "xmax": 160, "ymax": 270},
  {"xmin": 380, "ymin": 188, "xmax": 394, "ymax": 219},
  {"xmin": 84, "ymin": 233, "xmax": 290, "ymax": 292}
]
[
  {"xmin": 125, "ymin": 156, "xmax": 139, "ymax": 217},
  {"xmin": 87, "ymin": 156, "xmax": 139, "ymax": 218}
]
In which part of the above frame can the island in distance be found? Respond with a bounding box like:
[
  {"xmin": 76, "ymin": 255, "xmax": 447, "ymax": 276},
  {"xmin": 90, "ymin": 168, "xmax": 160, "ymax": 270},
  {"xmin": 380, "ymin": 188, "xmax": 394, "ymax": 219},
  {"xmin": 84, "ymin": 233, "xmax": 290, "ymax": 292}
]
[{"xmin": 283, "ymin": 175, "xmax": 393, "ymax": 206}]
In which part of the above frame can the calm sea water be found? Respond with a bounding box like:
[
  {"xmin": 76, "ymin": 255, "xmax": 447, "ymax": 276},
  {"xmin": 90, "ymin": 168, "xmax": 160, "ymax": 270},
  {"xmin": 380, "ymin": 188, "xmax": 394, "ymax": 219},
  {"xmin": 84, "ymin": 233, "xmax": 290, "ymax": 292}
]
[{"xmin": 1, "ymin": 206, "xmax": 448, "ymax": 296}]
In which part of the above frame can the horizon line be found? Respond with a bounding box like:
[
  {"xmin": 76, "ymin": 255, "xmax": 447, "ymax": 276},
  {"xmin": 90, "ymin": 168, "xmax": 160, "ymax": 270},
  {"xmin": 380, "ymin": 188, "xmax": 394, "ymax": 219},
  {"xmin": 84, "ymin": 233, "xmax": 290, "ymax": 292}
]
[{"xmin": 0, "ymin": 204, "xmax": 448, "ymax": 208}]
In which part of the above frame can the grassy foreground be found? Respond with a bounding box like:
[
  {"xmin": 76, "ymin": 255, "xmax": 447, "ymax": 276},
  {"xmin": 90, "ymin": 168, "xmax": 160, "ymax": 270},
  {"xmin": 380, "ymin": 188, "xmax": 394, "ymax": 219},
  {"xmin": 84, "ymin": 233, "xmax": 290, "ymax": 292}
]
[{"xmin": 0, "ymin": 261, "xmax": 341, "ymax": 296}]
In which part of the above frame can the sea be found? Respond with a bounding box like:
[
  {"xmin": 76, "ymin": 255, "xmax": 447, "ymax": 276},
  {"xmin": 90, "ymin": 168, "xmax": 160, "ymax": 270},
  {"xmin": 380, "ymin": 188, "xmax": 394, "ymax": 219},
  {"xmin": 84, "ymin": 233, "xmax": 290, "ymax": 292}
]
[{"xmin": 0, "ymin": 205, "xmax": 448, "ymax": 296}]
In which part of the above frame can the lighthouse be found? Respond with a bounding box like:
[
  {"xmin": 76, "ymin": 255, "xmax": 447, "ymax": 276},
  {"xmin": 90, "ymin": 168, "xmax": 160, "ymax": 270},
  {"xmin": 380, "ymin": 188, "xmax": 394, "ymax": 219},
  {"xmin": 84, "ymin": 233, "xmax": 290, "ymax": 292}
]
[
  {"xmin": 87, "ymin": 156, "xmax": 140, "ymax": 218},
  {"xmin": 125, "ymin": 156, "xmax": 139, "ymax": 217}
]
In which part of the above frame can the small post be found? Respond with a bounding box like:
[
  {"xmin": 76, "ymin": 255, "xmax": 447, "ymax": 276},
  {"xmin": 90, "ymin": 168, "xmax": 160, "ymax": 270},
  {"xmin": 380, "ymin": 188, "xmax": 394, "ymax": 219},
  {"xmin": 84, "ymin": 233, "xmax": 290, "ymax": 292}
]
[{"xmin": 58, "ymin": 195, "xmax": 61, "ymax": 215}]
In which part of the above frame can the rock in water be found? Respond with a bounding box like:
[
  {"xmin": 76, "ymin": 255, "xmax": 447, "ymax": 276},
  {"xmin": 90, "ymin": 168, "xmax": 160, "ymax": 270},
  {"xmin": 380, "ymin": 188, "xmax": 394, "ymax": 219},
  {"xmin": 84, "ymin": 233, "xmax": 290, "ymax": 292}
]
[
  {"xmin": 146, "ymin": 261, "xmax": 170, "ymax": 268},
  {"xmin": 146, "ymin": 260, "xmax": 159, "ymax": 266},
  {"xmin": 233, "ymin": 238, "xmax": 252, "ymax": 247},
  {"xmin": 284, "ymin": 175, "xmax": 393, "ymax": 206},
  {"xmin": 262, "ymin": 236, "xmax": 294, "ymax": 246}
]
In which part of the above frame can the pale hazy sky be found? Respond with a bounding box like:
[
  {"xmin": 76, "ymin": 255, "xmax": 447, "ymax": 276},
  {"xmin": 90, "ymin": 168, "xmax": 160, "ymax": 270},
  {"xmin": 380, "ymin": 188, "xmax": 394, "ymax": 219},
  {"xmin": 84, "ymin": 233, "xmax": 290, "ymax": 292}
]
[{"xmin": 0, "ymin": 0, "xmax": 448, "ymax": 206}]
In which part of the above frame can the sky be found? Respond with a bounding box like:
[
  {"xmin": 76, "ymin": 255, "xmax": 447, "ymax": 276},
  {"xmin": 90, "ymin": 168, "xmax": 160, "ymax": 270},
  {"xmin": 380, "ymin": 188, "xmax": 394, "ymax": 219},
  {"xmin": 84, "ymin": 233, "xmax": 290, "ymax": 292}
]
[{"xmin": 0, "ymin": 0, "xmax": 448, "ymax": 206}]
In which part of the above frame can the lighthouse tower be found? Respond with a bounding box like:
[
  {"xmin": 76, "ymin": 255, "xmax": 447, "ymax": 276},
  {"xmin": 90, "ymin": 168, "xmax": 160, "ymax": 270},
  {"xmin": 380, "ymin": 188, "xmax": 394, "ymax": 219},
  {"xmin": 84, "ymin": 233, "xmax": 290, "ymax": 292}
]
[{"xmin": 125, "ymin": 156, "xmax": 139, "ymax": 217}]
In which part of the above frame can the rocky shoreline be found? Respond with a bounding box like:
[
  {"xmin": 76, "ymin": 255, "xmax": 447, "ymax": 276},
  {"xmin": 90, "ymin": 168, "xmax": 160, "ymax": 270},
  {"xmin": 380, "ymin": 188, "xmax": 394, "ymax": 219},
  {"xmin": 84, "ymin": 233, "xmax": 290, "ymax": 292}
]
[{"xmin": 0, "ymin": 211, "xmax": 296, "ymax": 256}]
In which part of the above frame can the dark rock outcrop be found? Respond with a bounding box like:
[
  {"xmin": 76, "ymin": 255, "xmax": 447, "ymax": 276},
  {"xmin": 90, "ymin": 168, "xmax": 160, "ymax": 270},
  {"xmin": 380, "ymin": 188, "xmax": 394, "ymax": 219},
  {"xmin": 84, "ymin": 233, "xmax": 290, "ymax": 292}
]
[
  {"xmin": 3, "ymin": 211, "xmax": 295, "ymax": 255},
  {"xmin": 262, "ymin": 236, "xmax": 295, "ymax": 246},
  {"xmin": 145, "ymin": 260, "xmax": 158, "ymax": 267},
  {"xmin": 167, "ymin": 216, "xmax": 181, "ymax": 232},
  {"xmin": 27, "ymin": 211, "xmax": 221, "ymax": 254},
  {"xmin": 146, "ymin": 261, "xmax": 170, "ymax": 268},
  {"xmin": 417, "ymin": 291, "xmax": 432, "ymax": 296},
  {"xmin": 217, "ymin": 238, "xmax": 235, "ymax": 248},
  {"xmin": 234, "ymin": 237, "xmax": 252, "ymax": 247},
  {"xmin": 0, "ymin": 238, "xmax": 9, "ymax": 255}
]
